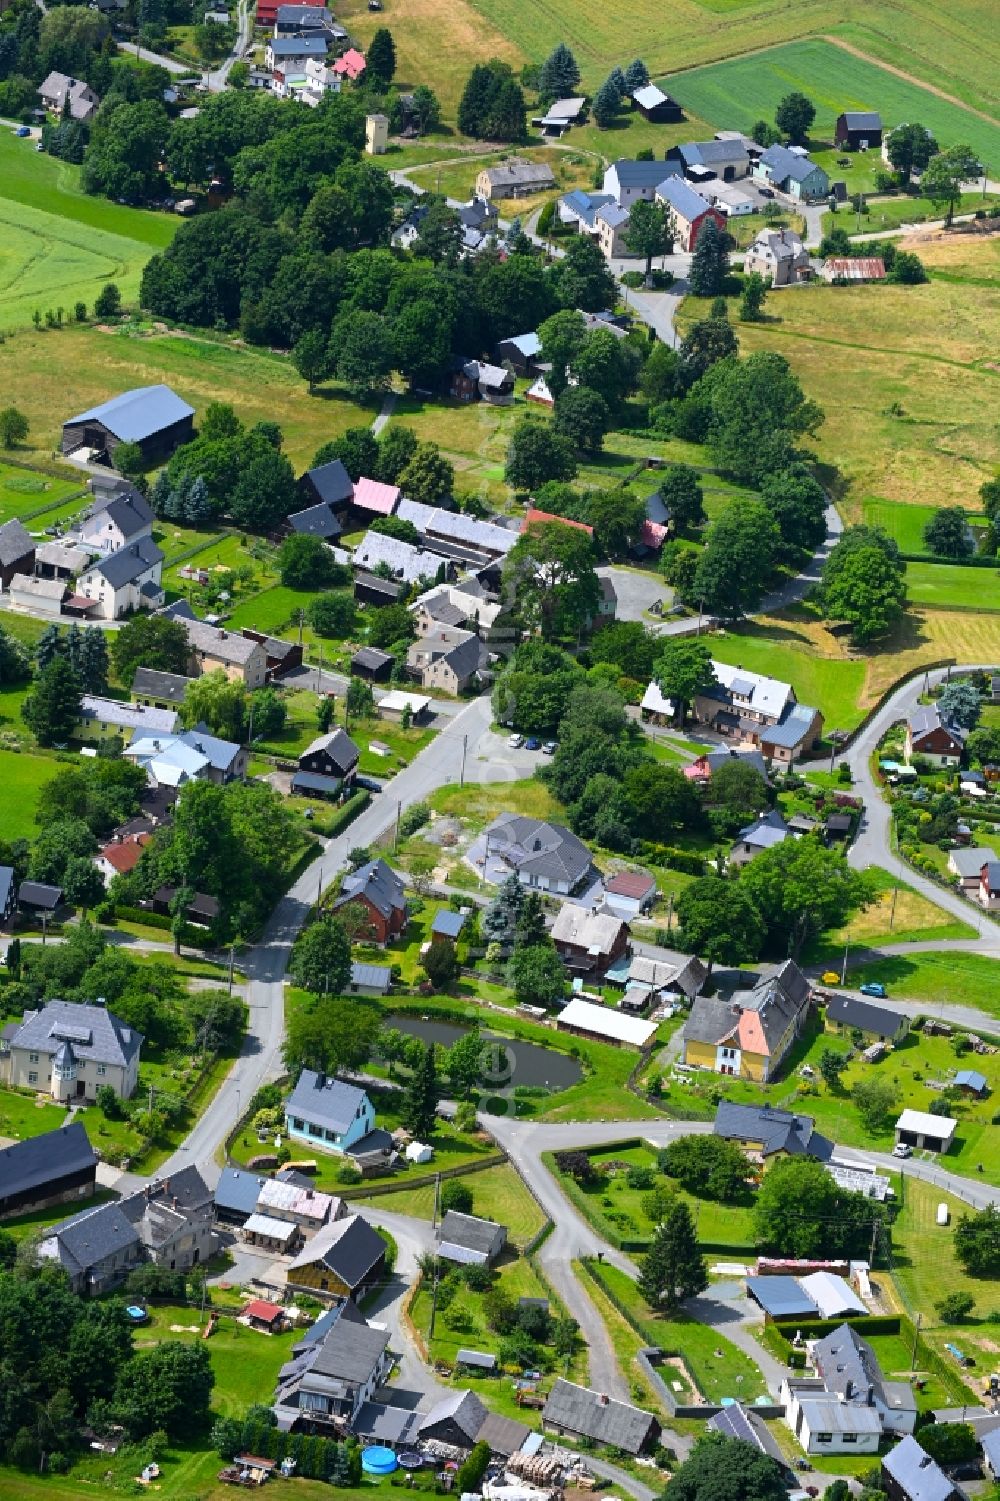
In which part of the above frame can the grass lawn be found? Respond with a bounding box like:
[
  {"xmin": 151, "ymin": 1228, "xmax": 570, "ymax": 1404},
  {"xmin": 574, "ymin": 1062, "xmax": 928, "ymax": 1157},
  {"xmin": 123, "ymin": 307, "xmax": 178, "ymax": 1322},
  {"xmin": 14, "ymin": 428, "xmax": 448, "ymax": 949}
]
[
  {"xmin": 824, "ymin": 190, "xmax": 1000, "ymax": 240},
  {"xmin": 0, "ymin": 747, "xmax": 59, "ymax": 837},
  {"xmin": 353, "ymin": 1162, "xmax": 546, "ymax": 1247},
  {"xmin": 905, "ymin": 561, "xmax": 1000, "ymax": 612},
  {"xmin": 406, "ymin": 145, "xmax": 595, "ymax": 217},
  {"xmin": 891, "ymin": 1176, "xmax": 1000, "ymax": 1334},
  {"xmin": 694, "ymin": 231, "xmax": 1000, "ymax": 519},
  {"xmin": 0, "ymin": 131, "xmax": 176, "ymax": 334},
  {"xmin": 0, "ymin": 323, "xmax": 374, "ymax": 473},
  {"xmin": 589, "ymin": 1261, "xmax": 766, "ymax": 1402},
  {"xmin": 862, "ymin": 499, "xmax": 986, "ymax": 556},
  {"xmin": 662, "ymin": 40, "xmax": 1000, "ymax": 167},
  {"xmin": 0, "ymin": 462, "xmax": 83, "ymax": 525},
  {"xmin": 573, "ymin": 1258, "xmax": 674, "ymax": 1412},
  {"xmin": 225, "ymin": 584, "xmax": 324, "ymax": 636},
  {"xmin": 0, "ymin": 1087, "xmax": 69, "ymax": 1143},
  {"xmin": 809, "ymin": 865, "xmax": 976, "ymax": 959},
  {"xmin": 850, "ymin": 950, "xmax": 1000, "ymax": 1019},
  {"xmin": 387, "ymin": 393, "xmax": 522, "ymax": 505}
]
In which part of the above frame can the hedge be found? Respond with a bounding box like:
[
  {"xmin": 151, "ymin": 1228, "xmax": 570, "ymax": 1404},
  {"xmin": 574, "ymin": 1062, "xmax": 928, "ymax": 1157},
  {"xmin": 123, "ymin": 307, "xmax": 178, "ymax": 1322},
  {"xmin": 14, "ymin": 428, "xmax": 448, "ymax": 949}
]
[
  {"xmin": 113, "ymin": 905, "xmax": 209, "ymax": 949},
  {"xmin": 770, "ymin": 1315, "xmax": 901, "ymax": 1339},
  {"xmin": 318, "ymin": 788, "xmax": 370, "ymax": 838}
]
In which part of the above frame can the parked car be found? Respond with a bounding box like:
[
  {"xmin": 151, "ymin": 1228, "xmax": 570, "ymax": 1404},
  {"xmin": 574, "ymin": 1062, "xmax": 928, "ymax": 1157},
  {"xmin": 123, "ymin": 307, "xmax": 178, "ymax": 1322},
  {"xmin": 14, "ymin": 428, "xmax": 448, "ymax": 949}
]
[
  {"xmin": 893, "ymin": 1143, "xmax": 912, "ymax": 1158},
  {"xmin": 859, "ymin": 981, "xmax": 887, "ymax": 998},
  {"xmin": 758, "ymin": 186, "xmax": 774, "ymax": 197},
  {"xmin": 821, "ymin": 971, "xmax": 840, "ymax": 985},
  {"xmin": 13, "ymin": 125, "xmax": 30, "ymax": 137},
  {"xmin": 524, "ymin": 737, "xmax": 541, "ymax": 751},
  {"xmin": 507, "ymin": 733, "xmax": 523, "ymax": 748},
  {"xmin": 542, "ymin": 740, "xmax": 558, "ymax": 755}
]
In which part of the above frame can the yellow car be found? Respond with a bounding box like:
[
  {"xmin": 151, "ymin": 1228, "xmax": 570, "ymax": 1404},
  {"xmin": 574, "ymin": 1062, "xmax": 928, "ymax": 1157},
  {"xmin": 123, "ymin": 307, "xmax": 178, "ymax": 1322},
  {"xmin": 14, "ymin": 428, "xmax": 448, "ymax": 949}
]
[{"xmin": 821, "ymin": 971, "xmax": 841, "ymax": 986}]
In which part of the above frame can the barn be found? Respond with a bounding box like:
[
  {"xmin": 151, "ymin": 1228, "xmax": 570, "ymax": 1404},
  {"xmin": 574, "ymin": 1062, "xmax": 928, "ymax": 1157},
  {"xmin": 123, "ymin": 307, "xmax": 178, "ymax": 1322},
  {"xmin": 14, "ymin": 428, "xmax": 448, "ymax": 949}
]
[{"xmin": 62, "ymin": 385, "xmax": 195, "ymax": 467}]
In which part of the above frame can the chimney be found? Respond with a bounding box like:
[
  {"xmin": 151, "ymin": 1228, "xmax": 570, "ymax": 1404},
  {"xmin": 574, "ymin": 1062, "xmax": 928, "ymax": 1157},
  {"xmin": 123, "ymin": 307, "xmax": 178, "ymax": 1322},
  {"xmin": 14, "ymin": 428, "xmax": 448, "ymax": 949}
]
[
  {"xmin": 844, "ymin": 1379, "xmax": 853, "ymax": 1400},
  {"xmin": 867, "ymin": 1384, "xmax": 875, "ymax": 1406},
  {"xmin": 597, "ymin": 1393, "xmax": 609, "ymax": 1407}
]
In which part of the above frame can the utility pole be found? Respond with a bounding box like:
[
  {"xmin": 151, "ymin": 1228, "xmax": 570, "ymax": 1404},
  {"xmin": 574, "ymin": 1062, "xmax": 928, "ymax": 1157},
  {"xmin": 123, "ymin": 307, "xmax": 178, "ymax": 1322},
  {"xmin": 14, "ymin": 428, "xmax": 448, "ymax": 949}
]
[
  {"xmin": 394, "ymin": 800, "xmax": 402, "ymax": 852},
  {"xmin": 432, "ymin": 1171, "xmax": 441, "ymax": 1228},
  {"xmin": 841, "ymin": 939, "xmax": 850, "ymax": 987},
  {"xmin": 228, "ymin": 944, "xmax": 235, "ymax": 994},
  {"xmin": 869, "ymin": 1214, "xmax": 879, "ymax": 1268},
  {"xmin": 666, "ymin": 892, "xmax": 674, "ymax": 932},
  {"xmin": 459, "ymin": 733, "xmax": 467, "ymax": 788},
  {"xmin": 910, "ymin": 1311, "xmax": 922, "ymax": 1370},
  {"xmin": 889, "ymin": 883, "xmax": 898, "ymax": 932}
]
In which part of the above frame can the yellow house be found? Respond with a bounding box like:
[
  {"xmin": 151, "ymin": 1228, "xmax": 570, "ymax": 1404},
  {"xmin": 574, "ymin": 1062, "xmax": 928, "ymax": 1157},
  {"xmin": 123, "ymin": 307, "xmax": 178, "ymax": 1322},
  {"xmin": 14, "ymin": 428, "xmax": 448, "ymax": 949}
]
[
  {"xmin": 713, "ymin": 1101, "xmax": 833, "ymax": 1161},
  {"xmin": 285, "ymin": 1213, "xmax": 386, "ymax": 1301},
  {"xmin": 681, "ymin": 961, "xmax": 811, "ymax": 1082}
]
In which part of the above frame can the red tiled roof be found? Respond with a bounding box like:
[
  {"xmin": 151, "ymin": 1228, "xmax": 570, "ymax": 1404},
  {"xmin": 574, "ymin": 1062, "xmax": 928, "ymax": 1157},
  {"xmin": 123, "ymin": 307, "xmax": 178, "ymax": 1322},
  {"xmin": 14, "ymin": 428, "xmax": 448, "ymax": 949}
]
[
  {"xmin": 524, "ymin": 508, "xmax": 593, "ymax": 534},
  {"xmin": 333, "ymin": 47, "xmax": 366, "ymax": 78},
  {"xmin": 605, "ymin": 870, "xmax": 656, "ymax": 898},
  {"xmin": 353, "ymin": 476, "xmax": 399, "ymax": 515},
  {"xmin": 99, "ymin": 834, "xmax": 151, "ymax": 874},
  {"xmin": 242, "ymin": 1298, "xmax": 283, "ymax": 1323}
]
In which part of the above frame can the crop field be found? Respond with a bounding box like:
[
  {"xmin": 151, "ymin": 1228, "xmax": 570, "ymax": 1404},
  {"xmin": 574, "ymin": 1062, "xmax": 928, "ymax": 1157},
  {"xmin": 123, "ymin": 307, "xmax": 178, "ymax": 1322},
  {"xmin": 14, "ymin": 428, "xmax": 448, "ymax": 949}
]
[
  {"xmin": 0, "ymin": 132, "xmax": 176, "ymax": 333},
  {"xmin": 662, "ymin": 40, "xmax": 1000, "ymax": 163},
  {"xmin": 723, "ymin": 234, "xmax": 1000, "ymax": 518},
  {"xmin": 0, "ymin": 323, "xmax": 371, "ymax": 472},
  {"xmin": 0, "ymin": 463, "xmax": 82, "ymax": 525}
]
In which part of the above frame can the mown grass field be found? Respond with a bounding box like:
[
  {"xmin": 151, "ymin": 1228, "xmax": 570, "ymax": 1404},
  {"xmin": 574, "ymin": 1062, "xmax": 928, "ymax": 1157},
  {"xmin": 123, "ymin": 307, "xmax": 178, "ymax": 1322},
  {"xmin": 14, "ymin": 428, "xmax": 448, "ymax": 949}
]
[
  {"xmin": 0, "ymin": 747, "xmax": 59, "ymax": 838},
  {"xmin": 0, "ymin": 132, "xmax": 176, "ymax": 333},
  {"xmin": 662, "ymin": 40, "xmax": 1000, "ymax": 164},
  {"xmin": 906, "ymin": 560, "xmax": 1000, "ymax": 610},
  {"xmin": 0, "ymin": 323, "xmax": 372, "ymax": 472},
  {"xmin": 862, "ymin": 499, "xmax": 987, "ymax": 555},
  {"xmin": 353, "ymin": 1162, "xmax": 547, "ymax": 1246},
  {"xmin": 0, "ymin": 462, "xmax": 83, "ymax": 525},
  {"xmin": 850, "ymin": 951, "xmax": 1000, "ymax": 1017},
  {"xmin": 405, "ymin": 145, "xmax": 596, "ymax": 215},
  {"xmin": 891, "ymin": 1177, "xmax": 1000, "ymax": 1329}
]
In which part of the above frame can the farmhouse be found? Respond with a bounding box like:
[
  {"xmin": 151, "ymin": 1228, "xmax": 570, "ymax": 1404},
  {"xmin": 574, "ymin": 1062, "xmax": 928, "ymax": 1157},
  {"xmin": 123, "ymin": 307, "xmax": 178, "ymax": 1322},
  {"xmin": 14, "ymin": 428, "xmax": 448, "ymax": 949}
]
[
  {"xmin": 550, "ymin": 904, "xmax": 630, "ymax": 977},
  {"xmin": 654, "ymin": 176, "xmax": 725, "ymax": 251},
  {"xmin": 76, "ymin": 479, "xmax": 154, "ymax": 556},
  {"xmin": 180, "ymin": 617, "xmax": 268, "ymax": 687},
  {"xmin": 543, "ymin": 1380, "xmax": 660, "ymax": 1455},
  {"xmin": 603, "ymin": 158, "xmax": 680, "ymax": 208},
  {"xmin": 396, "ymin": 499, "xmax": 518, "ymax": 566},
  {"xmin": 682, "ymin": 960, "xmax": 812, "ymax": 1081},
  {"xmin": 683, "ymin": 661, "xmax": 822, "ymax": 764},
  {"xmin": 273, "ymin": 1304, "xmax": 392, "ymax": 1432},
  {"xmin": 0, "ymin": 519, "xmax": 35, "ymax": 591},
  {"xmin": 744, "ymin": 227, "xmax": 812, "ymax": 285},
  {"xmin": 286, "ymin": 1212, "xmax": 387, "ymax": 1300},
  {"xmin": 77, "ymin": 538, "xmax": 164, "ymax": 620},
  {"xmin": 297, "ymin": 729, "xmax": 359, "ymax": 789},
  {"xmin": 895, "ymin": 1108, "xmax": 956, "ymax": 1153},
  {"xmin": 754, "ymin": 145, "xmax": 829, "ymax": 201},
  {"xmin": 62, "ymin": 386, "xmax": 194, "ymax": 467},
  {"xmin": 38, "ymin": 71, "xmax": 99, "ymax": 121},
  {"xmin": 905, "ymin": 707, "xmax": 965, "ymax": 766},
  {"xmin": 256, "ymin": 1177, "xmax": 339, "ymax": 1232},
  {"xmin": 332, "ymin": 858, "xmax": 407, "ymax": 943},
  {"xmin": 450, "ymin": 358, "xmax": 515, "ymax": 405},
  {"xmin": 355, "ymin": 530, "xmax": 443, "ymax": 585},
  {"xmin": 285, "ymin": 1071, "xmax": 377, "ymax": 1157},
  {"xmin": 79, "ymin": 695, "xmax": 177, "ymax": 743},
  {"xmin": 475, "ymin": 159, "xmax": 556, "ymax": 199},
  {"xmin": 0, "ymin": 1122, "xmax": 97, "ymax": 1220},
  {"xmin": 407, "ymin": 629, "xmax": 484, "ymax": 694},
  {"xmin": 667, "ymin": 137, "xmax": 749, "ymax": 182},
  {"xmin": 813, "ymin": 1324, "xmax": 917, "ymax": 1435},
  {"xmin": 632, "ymin": 83, "xmax": 682, "ymax": 122},
  {"xmin": 835, "ymin": 111, "xmax": 883, "ymax": 150},
  {"xmin": 436, "ymin": 1211, "xmax": 507, "ymax": 1267},
  {"xmin": 0, "ymin": 998, "xmax": 142, "ymax": 1101},
  {"xmin": 484, "ymin": 813, "xmax": 593, "ymax": 894}
]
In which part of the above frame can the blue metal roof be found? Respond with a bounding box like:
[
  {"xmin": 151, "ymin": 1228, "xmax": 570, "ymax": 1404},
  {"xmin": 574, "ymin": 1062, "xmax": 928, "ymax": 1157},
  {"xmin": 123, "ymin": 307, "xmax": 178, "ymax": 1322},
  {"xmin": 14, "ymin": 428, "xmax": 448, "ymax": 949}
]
[
  {"xmin": 66, "ymin": 385, "xmax": 194, "ymax": 443},
  {"xmin": 431, "ymin": 908, "xmax": 466, "ymax": 938},
  {"xmin": 745, "ymin": 1275, "xmax": 818, "ymax": 1318},
  {"xmin": 955, "ymin": 1069, "xmax": 988, "ymax": 1093},
  {"xmin": 657, "ymin": 175, "xmax": 714, "ymax": 222}
]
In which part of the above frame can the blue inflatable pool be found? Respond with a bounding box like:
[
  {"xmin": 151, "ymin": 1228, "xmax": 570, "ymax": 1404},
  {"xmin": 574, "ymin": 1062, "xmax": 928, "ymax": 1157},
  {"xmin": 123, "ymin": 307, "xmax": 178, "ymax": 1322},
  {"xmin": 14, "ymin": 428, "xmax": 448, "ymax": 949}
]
[{"xmin": 362, "ymin": 1447, "xmax": 398, "ymax": 1475}]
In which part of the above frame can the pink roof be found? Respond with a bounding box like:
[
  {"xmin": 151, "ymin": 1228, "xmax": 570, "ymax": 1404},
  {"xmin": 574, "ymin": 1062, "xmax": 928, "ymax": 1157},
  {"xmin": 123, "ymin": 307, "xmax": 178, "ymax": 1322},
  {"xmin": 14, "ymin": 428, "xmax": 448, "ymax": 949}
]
[
  {"xmin": 639, "ymin": 518, "xmax": 668, "ymax": 550},
  {"xmin": 683, "ymin": 757, "xmax": 711, "ymax": 782},
  {"xmin": 605, "ymin": 870, "xmax": 656, "ymax": 898},
  {"xmin": 333, "ymin": 47, "xmax": 366, "ymax": 79},
  {"xmin": 737, "ymin": 1009, "xmax": 769, "ymax": 1056},
  {"xmin": 353, "ymin": 476, "xmax": 399, "ymax": 515},
  {"xmin": 524, "ymin": 508, "xmax": 592, "ymax": 535}
]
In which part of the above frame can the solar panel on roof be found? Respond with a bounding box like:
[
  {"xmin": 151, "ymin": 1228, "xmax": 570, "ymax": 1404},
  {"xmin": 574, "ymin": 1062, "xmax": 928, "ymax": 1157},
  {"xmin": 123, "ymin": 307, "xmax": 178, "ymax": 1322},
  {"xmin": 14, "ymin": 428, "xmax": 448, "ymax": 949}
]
[{"xmin": 49, "ymin": 1023, "xmax": 93, "ymax": 1044}]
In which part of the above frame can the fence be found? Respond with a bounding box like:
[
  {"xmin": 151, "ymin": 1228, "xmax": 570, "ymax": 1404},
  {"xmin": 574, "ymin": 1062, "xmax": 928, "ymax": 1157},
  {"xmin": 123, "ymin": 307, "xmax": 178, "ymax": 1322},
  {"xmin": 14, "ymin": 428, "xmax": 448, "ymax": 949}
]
[{"xmin": 343, "ymin": 1150, "xmax": 507, "ymax": 1203}]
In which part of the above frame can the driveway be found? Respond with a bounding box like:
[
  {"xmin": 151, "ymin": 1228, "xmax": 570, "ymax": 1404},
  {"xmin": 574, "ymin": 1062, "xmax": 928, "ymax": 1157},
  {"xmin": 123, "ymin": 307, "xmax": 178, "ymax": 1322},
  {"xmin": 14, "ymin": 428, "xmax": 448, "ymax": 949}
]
[{"xmin": 600, "ymin": 565, "xmax": 673, "ymax": 625}]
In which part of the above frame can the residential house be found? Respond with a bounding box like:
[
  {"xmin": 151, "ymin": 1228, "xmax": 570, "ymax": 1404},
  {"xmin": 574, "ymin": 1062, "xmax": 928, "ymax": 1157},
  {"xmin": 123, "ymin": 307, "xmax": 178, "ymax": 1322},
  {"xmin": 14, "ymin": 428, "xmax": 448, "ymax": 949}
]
[
  {"xmin": 603, "ymin": 158, "xmax": 681, "ymax": 208},
  {"xmin": 681, "ymin": 660, "xmax": 822, "ymax": 763},
  {"xmin": 681, "ymin": 960, "xmax": 812, "ymax": 1081},
  {"xmin": 38, "ymin": 1200, "xmax": 144, "ymax": 1294},
  {"xmin": 62, "ymin": 385, "xmax": 194, "ymax": 466},
  {"xmin": 948, "ymin": 846, "xmax": 994, "ymax": 891},
  {"xmin": 551, "ymin": 904, "xmax": 630, "ymax": 977},
  {"xmin": 297, "ymin": 729, "xmax": 359, "ymax": 792},
  {"xmin": 17, "ymin": 881, "xmax": 63, "ymax": 918},
  {"xmin": 38, "ymin": 70, "xmax": 99, "ymax": 120},
  {"xmin": 407, "ymin": 628, "xmax": 483, "ymax": 694},
  {"xmin": 631, "ymin": 83, "xmax": 682, "ymax": 122},
  {"xmin": 77, "ymin": 537, "xmax": 164, "ymax": 620},
  {"xmin": 614, "ymin": 952, "xmax": 706, "ymax": 1012},
  {"xmin": 972, "ymin": 864, "xmax": 996, "ymax": 906},
  {"xmin": 494, "ymin": 330, "xmax": 542, "ymax": 375},
  {"xmin": 0, "ymin": 998, "xmax": 142, "ymax": 1101},
  {"xmin": 484, "ymin": 812, "xmax": 593, "ymax": 895},
  {"xmin": 729, "ymin": 809, "xmax": 794, "ymax": 866},
  {"xmin": 449, "ymin": 358, "xmax": 515, "ymax": 405},
  {"xmin": 181, "ymin": 617, "xmax": 268, "ymax": 687},
  {"xmin": 754, "ymin": 145, "xmax": 830, "ymax": 200},
  {"xmin": 825, "ymin": 994, "xmax": 908, "ymax": 1043},
  {"xmin": 214, "ymin": 1167, "xmax": 268, "ymax": 1225},
  {"xmin": 905, "ymin": 707, "xmax": 965, "ymax": 766},
  {"xmin": 0, "ymin": 866, "xmax": 17, "ymax": 928},
  {"xmin": 557, "ymin": 188, "xmax": 614, "ymax": 233},
  {"xmin": 601, "ymin": 870, "xmax": 657, "ymax": 919},
  {"xmin": 285, "ymin": 1071, "xmax": 377, "ymax": 1157},
  {"xmin": 331, "ymin": 858, "xmax": 407, "ymax": 943},
  {"xmin": 820, "ymin": 257, "xmax": 887, "ymax": 283},
  {"xmin": 532, "ymin": 96, "xmax": 586, "ymax": 136},
  {"xmin": 895, "ymin": 1108, "xmax": 956, "ymax": 1153},
  {"xmin": 0, "ymin": 519, "xmax": 35, "ymax": 590},
  {"xmin": 255, "ymin": 1177, "xmax": 339, "ymax": 1233},
  {"xmin": 410, "ymin": 580, "xmax": 505, "ymax": 643},
  {"xmin": 836, "ymin": 111, "xmax": 883, "ymax": 150},
  {"xmin": 666, "ymin": 137, "xmax": 749, "ymax": 182},
  {"xmin": 241, "ymin": 629, "xmax": 303, "ymax": 681},
  {"xmin": 273, "ymin": 1302, "xmax": 392, "ymax": 1432},
  {"xmin": 265, "ymin": 34, "xmax": 328, "ymax": 69},
  {"xmin": 683, "ymin": 745, "xmax": 770, "ymax": 784},
  {"xmin": 95, "ymin": 832, "xmax": 153, "ymax": 886},
  {"xmin": 76, "ymin": 481, "xmax": 154, "ymax": 557},
  {"xmin": 744, "ymin": 227, "xmax": 812, "ymax": 285},
  {"xmin": 273, "ymin": 3, "xmax": 335, "ymax": 33},
  {"xmin": 542, "ymin": 1379, "xmax": 661, "ymax": 1455},
  {"xmin": 132, "ymin": 667, "xmax": 190, "ymax": 710},
  {"xmin": 596, "ymin": 201, "xmax": 631, "ymax": 259},
  {"xmin": 298, "ymin": 457, "xmax": 354, "ymax": 514},
  {"xmin": 285, "ymin": 1211, "xmax": 387, "ymax": 1299},
  {"xmin": 655, "ymin": 175, "xmax": 725, "ymax": 249},
  {"xmin": 125, "ymin": 727, "xmax": 247, "ymax": 787},
  {"xmin": 436, "ymin": 1210, "xmax": 507, "ymax": 1267},
  {"xmin": 354, "ymin": 529, "xmax": 443, "ymax": 585},
  {"xmin": 79, "ymin": 695, "xmax": 177, "ymax": 744},
  {"xmin": 0, "ymin": 1122, "xmax": 97, "ymax": 1220},
  {"xmin": 713, "ymin": 1100, "xmax": 833, "ymax": 1161},
  {"xmin": 814, "ymin": 1324, "xmax": 917, "ymax": 1436},
  {"xmin": 475, "ymin": 159, "xmax": 556, "ymax": 200},
  {"xmin": 396, "ymin": 499, "xmax": 517, "ymax": 567}
]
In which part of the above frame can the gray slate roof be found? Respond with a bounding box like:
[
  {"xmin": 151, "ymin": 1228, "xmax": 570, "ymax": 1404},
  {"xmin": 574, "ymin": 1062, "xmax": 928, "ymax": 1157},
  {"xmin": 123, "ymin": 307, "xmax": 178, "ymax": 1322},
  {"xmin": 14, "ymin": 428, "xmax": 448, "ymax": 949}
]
[
  {"xmin": 9, "ymin": 999, "xmax": 142, "ymax": 1069},
  {"xmin": 760, "ymin": 144, "xmax": 824, "ymax": 183},
  {"xmin": 656, "ymin": 174, "xmax": 714, "ymax": 222},
  {"xmin": 46, "ymin": 1200, "xmax": 140, "ymax": 1273},
  {"xmin": 66, "ymin": 385, "xmax": 194, "ymax": 443},
  {"xmin": 286, "ymin": 1211, "xmax": 386, "ymax": 1290},
  {"xmin": 436, "ymin": 1210, "xmax": 505, "ymax": 1257},
  {"xmin": 286, "ymin": 1070, "xmax": 371, "ymax": 1133},
  {"xmin": 88, "ymin": 536, "xmax": 164, "ymax": 589},
  {"xmin": 18, "ymin": 881, "xmax": 63, "ymax": 909},
  {"xmin": 418, "ymin": 1388, "xmax": 488, "ymax": 1444},
  {"xmin": 542, "ymin": 1379, "xmax": 658, "ymax": 1453},
  {"xmin": 487, "ymin": 813, "xmax": 593, "ymax": 889},
  {"xmin": 289, "ymin": 502, "xmax": 342, "ymax": 539},
  {"xmin": 825, "ymin": 993, "xmax": 905, "ymax": 1038},
  {"xmin": 215, "ymin": 1166, "xmax": 267, "ymax": 1216},
  {"xmin": 0, "ymin": 518, "xmax": 34, "ymax": 567},
  {"xmin": 609, "ymin": 158, "xmax": 682, "ymax": 190},
  {"xmin": 0, "ymin": 1121, "xmax": 96, "ymax": 1201},
  {"xmin": 336, "ymin": 858, "xmax": 406, "ymax": 922},
  {"xmin": 132, "ymin": 667, "xmax": 190, "ymax": 704},
  {"xmin": 87, "ymin": 485, "xmax": 154, "ymax": 538},
  {"xmin": 301, "ymin": 728, "xmax": 359, "ymax": 775},
  {"xmin": 841, "ymin": 111, "xmax": 882, "ymax": 130},
  {"xmin": 714, "ymin": 1100, "xmax": 832, "ymax": 1160},
  {"xmin": 0, "ymin": 866, "xmax": 14, "ymax": 913},
  {"xmin": 883, "ymin": 1436, "xmax": 958, "ymax": 1501}
]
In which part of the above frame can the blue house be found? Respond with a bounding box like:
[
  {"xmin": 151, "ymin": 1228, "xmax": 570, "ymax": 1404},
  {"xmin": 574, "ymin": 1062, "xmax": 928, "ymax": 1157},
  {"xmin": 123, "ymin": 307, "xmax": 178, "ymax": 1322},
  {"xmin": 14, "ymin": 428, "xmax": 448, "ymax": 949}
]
[
  {"xmin": 753, "ymin": 144, "xmax": 830, "ymax": 201},
  {"xmin": 285, "ymin": 1070, "xmax": 376, "ymax": 1156}
]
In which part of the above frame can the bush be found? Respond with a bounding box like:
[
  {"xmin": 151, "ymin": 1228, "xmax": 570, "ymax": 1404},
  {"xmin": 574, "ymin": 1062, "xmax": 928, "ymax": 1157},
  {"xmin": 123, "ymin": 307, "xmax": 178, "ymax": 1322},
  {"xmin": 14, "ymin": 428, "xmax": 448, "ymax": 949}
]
[
  {"xmin": 440, "ymin": 1179, "xmax": 474, "ymax": 1215},
  {"xmin": 400, "ymin": 802, "xmax": 430, "ymax": 837}
]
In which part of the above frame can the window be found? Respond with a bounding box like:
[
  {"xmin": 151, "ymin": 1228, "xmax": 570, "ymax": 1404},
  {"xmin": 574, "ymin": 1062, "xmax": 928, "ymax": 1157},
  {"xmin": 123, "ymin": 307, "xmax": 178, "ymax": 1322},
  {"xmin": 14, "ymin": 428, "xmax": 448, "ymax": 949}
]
[
  {"xmin": 816, "ymin": 1434, "xmax": 832, "ymax": 1445},
  {"xmin": 28, "ymin": 1051, "xmax": 39, "ymax": 1063},
  {"xmin": 97, "ymin": 1064, "xmax": 106, "ymax": 1076},
  {"xmin": 28, "ymin": 1071, "xmax": 37, "ymax": 1085},
  {"xmin": 843, "ymin": 1434, "xmax": 858, "ymax": 1445}
]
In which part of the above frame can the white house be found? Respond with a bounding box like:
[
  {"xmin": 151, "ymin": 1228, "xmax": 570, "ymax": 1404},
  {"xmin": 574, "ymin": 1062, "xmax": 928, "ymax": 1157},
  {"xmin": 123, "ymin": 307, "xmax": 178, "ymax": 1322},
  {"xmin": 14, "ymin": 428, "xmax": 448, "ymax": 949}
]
[
  {"xmin": 77, "ymin": 538, "xmax": 164, "ymax": 620},
  {"xmin": 0, "ymin": 999, "xmax": 142, "ymax": 1102},
  {"xmin": 75, "ymin": 482, "xmax": 154, "ymax": 557}
]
